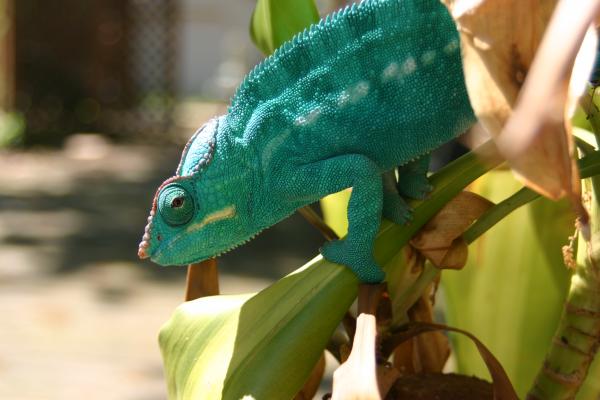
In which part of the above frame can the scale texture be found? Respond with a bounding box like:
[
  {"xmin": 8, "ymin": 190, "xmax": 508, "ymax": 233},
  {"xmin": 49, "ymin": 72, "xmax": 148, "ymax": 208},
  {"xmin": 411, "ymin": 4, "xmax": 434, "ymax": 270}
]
[{"xmin": 138, "ymin": 0, "xmax": 476, "ymax": 283}]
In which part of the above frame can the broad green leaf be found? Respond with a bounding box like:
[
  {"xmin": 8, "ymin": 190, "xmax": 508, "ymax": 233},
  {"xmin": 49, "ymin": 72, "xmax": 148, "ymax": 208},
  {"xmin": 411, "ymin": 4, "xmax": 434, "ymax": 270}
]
[
  {"xmin": 160, "ymin": 260, "xmax": 356, "ymax": 399},
  {"xmin": 250, "ymin": 0, "xmax": 319, "ymax": 55},
  {"xmin": 442, "ymin": 171, "xmax": 573, "ymax": 397}
]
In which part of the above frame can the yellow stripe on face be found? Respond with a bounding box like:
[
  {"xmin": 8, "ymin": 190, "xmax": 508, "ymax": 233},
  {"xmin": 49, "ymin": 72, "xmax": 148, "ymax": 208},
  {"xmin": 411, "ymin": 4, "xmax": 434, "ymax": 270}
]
[
  {"xmin": 185, "ymin": 205, "xmax": 237, "ymax": 234},
  {"xmin": 158, "ymin": 205, "xmax": 237, "ymax": 256}
]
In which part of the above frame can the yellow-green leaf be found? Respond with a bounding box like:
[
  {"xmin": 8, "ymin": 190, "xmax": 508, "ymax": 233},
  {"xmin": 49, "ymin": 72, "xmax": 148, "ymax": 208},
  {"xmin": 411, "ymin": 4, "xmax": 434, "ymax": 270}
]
[
  {"xmin": 442, "ymin": 171, "xmax": 573, "ymax": 397},
  {"xmin": 320, "ymin": 189, "xmax": 351, "ymax": 238},
  {"xmin": 250, "ymin": 0, "xmax": 319, "ymax": 55},
  {"xmin": 160, "ymin": 259, "xmax": 357, "ymax": 399}
]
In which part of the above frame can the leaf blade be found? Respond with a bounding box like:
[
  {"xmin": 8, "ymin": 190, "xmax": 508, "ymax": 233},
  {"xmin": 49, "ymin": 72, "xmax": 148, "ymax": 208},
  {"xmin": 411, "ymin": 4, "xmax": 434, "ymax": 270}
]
[{"xmin": 250, "ymin": 0, "xmax": 319, "ymax": 55}]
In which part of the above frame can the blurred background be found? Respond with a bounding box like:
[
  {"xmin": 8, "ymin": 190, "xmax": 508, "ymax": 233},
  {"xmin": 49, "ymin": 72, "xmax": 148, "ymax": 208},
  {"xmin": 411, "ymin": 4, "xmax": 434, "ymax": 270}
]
[{"xmin": 0, "ymin": 0, "xmax": 349, "ymax": 398}]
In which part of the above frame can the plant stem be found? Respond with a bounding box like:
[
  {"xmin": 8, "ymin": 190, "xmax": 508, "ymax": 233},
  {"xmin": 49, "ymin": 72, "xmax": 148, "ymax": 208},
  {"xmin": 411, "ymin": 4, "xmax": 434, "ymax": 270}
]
[
  {"xmin": 185, "ymin": 259, "xmax": 219, "ymax": 301},
  {"xmin": 463, "ymin": 151, "xmax": 600, "ymax": 245},
  {"xmin": 391, "ymin": 262, "xmax": 440, "ymax": 322},
  {"xmin": 298, "ymin": 205, "xmax": 339, "ymax": 241},
  {"xmin": 375, "ymin": 140, "xmax": 504, "ymax": 264},
  {"xmin": 527, "ymin": 175, "xmax": 600, "ymax": 400},
  {"xmin": 463, "ymin": 187, "xmax": 540, "ymax": 244},
  {"xmin": 526, "ymin": 87, "xmax": 600, "ymax": 399},
  {"xmin": 580, "ymin": 86, "xmax": 600, "ymax": 145}
]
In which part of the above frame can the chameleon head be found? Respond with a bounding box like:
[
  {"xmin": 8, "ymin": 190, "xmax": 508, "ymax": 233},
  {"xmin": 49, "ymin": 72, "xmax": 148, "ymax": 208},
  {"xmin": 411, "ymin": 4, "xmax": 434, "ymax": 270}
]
[{"xmin": 138, "ymin": 117, "xmax": 252, "ymax": 265}]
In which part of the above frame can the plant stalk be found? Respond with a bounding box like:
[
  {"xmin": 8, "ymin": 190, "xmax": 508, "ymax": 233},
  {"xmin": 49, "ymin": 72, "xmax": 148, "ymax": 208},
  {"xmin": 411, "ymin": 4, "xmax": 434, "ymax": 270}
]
[
  {"xmin": 526, "ymin": 176, "xmax": 600, "ymax": 400},
  {"xmin": 185, "ymin": 259, "xmax": 219, "ymax": 301}
]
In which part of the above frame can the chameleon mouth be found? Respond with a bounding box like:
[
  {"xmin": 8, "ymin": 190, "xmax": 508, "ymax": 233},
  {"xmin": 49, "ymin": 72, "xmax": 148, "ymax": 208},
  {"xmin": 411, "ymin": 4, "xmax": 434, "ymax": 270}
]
[{"xmin": 152, "ymin": 228, "xmax": 264, "ymax": 266}]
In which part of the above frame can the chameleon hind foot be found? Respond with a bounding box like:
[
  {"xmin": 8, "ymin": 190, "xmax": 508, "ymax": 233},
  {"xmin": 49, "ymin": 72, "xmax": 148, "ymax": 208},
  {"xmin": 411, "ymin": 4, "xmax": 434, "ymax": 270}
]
[
  {"xmin": 382, "ymin": 171, "xmax": 413, "ymax": 225},
  {"xmin": 321, "ymin": 239, "xmax": 385, "ymax": 283},
  {"xmin": 396, "ymin": 155, "xmax": 433, "ymax": 200},
  {"xmin": 383, "ymin": 189, "xmax": 413, "ymax": 225}
]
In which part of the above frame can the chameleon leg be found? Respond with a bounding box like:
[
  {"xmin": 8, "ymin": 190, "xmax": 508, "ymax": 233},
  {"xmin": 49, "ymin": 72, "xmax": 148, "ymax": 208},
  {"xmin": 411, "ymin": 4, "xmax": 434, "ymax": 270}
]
[
  {"xmin": 396, "ymin": 154, "xmax": 432, "ymax": 200},
  {"xmin": 382, "ymin": 170, "xmax": 412, "ymax": 224},
  {"xmin": 282, "ymin": 154, "xmax": 385, "ymax": 283}
]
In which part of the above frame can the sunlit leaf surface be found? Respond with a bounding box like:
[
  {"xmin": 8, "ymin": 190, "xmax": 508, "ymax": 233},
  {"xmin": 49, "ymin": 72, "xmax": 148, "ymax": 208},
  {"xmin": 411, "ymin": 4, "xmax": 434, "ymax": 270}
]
[{"xmin": 160, "ymin": 259, "xmax": 357, "ymax": 399}]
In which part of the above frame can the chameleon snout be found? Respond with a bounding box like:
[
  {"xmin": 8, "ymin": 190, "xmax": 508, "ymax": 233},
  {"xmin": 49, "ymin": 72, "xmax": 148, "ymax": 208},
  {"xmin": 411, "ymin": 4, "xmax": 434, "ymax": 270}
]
[{"xmin": 138, "ymin": 211, "xmax": 155, "ymax": 259}]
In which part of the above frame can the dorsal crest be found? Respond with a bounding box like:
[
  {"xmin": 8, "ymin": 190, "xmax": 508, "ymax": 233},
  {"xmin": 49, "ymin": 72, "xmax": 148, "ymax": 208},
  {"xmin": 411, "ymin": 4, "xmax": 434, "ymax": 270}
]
[
  {"xmin": 176, "ymin": 118, "xmax": 218, "ymax": 177},
  {"xmin": 226, "ymin": 0, "xmax": 415, "ymax": 129}
]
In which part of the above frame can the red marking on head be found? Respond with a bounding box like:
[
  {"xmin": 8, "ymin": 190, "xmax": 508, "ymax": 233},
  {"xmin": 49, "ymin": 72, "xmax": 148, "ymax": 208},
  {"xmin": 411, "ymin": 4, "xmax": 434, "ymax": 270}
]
[
  {"xmin": 138, "ymin": 246, "xmax": 148, "ymax": 259},
  {"xmin": 149, "ymin": 175, "xmax": 188, "ymax": 215}
]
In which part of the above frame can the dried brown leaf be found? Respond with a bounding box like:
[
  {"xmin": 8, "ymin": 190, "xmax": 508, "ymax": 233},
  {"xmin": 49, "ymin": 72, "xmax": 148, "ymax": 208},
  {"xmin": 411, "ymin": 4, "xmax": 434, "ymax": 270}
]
[
  {"xmin": 497, "ymin": 1, "xmax": 599, "ymax": 204},
  {"xmin": 393, "ymin": 293, "xmax": 450, "ymax": 375},
  {"xmin": 387, "ymin": 373, "xmax": 493, "ymax": 400},
  {"xmin": 384, "ymin": 322, "xmax": 519, "ymax": 400},
  {"xmin": 376, "ymin": 364, "xmax": 401, "ymax": 398},
  {"xmin": 442, "ymin": 0, "xmax": 557, "ymax": 135},
  {"xmin": 410, "ymin": 191, "xmax": 494, "ymax": 269},
  {"xmin": 442, "ymin": 0, "xmax": 598, "ymax": 207}
]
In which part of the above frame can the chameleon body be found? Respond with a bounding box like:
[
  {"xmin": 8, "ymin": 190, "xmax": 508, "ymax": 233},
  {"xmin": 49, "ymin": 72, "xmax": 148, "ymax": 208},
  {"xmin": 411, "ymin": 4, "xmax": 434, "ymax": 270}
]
[{"xmin": 138, "ymin": 0, "xmax": 476, "ymax": 283}]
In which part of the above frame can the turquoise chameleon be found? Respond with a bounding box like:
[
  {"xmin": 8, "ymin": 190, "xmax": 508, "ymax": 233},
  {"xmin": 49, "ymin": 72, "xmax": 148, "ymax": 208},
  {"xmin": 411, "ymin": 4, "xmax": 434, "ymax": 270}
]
[{"xmin": 138, "ymin": 0, "xmax": 476, "ymax": 283}]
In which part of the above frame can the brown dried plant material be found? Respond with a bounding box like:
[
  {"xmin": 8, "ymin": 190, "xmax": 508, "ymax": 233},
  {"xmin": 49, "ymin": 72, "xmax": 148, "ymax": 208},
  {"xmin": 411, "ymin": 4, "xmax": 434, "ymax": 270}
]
[
  {"xmin": 376, "ymin": 364, "xmax": 401, "ymax": 398},
  {"xmin": 383, "ymin": 322, "xmax": 519, "ymax": 400},
  {"xmin": 394, "ymin": 295, "xmax": 450, "ymax": 375},
  {"xmin": 393, "ymin": 293, "xmax": 451, "ymax": 375},
  {"xmin": 498, "ymin": 2, "xmax": 599, "ymax": 209},
  {"xmin": 498, "ymin": 2, "xmax": 599, "ymax": 224},
  {"xmin": 442, "ymin": 0, "xmax": 597, "ymax": 206},
  {"xmin": 441, "ymin": 0, "xmax": 557, "ymax": 136},
  {"xmin": 410, "ymin": 191, "xmax": 494, "ymax": 269},
  {"xmin": 387, "ymin": 373, "xmax": 493, "ymax": 400}
]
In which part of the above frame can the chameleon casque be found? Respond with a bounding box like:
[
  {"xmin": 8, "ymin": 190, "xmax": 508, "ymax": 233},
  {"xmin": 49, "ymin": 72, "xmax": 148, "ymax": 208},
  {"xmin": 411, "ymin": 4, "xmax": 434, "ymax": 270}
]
[{"xmin": 138, "ymin": 0, "xmax": 476, "ymax": 283}]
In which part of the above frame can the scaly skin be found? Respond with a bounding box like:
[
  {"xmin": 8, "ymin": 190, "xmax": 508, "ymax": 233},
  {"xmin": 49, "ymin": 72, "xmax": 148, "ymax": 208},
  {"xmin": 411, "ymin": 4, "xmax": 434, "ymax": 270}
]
[{"xmin": 138, "ymin": 0, "xmax": 476, "ymax": 283}]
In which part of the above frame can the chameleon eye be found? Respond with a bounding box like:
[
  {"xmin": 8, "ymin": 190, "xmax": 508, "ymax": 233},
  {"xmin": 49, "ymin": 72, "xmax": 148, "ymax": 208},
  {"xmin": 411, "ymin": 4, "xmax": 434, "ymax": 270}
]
[{"xmin": 158, "ymin": 184, "xmax": 195, "ymax": 226}]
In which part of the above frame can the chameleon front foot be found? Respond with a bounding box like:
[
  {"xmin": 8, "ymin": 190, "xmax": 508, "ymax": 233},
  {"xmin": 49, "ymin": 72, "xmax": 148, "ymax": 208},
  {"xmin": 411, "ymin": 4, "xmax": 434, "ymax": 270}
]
[{"xmin": 321, "ymin": 239, "xmax": 385, "ymax": 283}]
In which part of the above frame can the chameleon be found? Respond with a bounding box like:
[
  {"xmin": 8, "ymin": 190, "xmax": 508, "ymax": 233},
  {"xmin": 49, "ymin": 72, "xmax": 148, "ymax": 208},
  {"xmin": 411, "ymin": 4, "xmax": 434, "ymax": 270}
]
[{"xmin": 138, "ymin": 0, "xmax": 476, "ymax": 283}]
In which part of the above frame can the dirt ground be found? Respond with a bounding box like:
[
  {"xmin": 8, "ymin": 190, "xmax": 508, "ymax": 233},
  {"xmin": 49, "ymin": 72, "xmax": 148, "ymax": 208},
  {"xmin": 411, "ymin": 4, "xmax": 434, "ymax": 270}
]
[{"xmin": 0, "ymin": 135, "xmax": 328, "ymax": 399}]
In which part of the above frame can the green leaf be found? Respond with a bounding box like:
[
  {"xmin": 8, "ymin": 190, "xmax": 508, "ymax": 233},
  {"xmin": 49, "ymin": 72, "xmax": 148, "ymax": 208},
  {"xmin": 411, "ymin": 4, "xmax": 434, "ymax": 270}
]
[
  {"xmin": 250, "ymin": 0, "xmax": 319, "ymax": 55},
  {"xmin": 442, "ymin": 171, "xmax": 573, "ymax": 397},
  {"xmin": 159, "ymin": 263, "xmax": 357, "ymax": 399}
]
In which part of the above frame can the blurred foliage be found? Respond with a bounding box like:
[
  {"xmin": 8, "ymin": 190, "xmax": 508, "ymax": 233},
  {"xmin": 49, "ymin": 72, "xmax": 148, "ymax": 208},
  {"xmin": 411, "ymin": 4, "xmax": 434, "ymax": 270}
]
[
  {"xmin": 250, "ymin": 0, "xmax": 319, "ymax": 55},
  {"xmin": 0, "ymin": 111, "xmax": 24, "ymax": 147}
]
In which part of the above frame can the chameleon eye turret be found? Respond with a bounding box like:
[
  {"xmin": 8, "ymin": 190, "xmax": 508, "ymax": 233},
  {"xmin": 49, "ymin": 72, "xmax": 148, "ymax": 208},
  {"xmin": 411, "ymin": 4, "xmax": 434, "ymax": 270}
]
[{"xmin": 158, "ymin": 184, "xmax": 195, "ymax": 226}]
